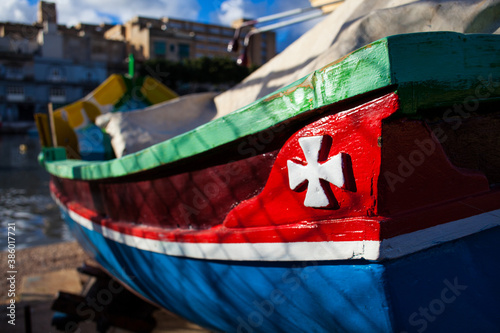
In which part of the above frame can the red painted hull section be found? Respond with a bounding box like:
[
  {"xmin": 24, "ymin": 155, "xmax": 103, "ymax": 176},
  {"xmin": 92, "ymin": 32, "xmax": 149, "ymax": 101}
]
[
  {"xmin": 223, "ymin": 93, "xmax": 399, "ymax": 228},
  {"xmin": 51, "ymin": 91, "xmax": 500, "ymax": 250},
  {"xmin": 51, "ymin": 152, "xmax": 278, "ymax": 229}
]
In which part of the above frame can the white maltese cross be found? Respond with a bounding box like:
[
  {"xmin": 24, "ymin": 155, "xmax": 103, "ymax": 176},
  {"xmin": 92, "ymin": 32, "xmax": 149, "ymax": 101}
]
[{"xmin": 287, "ymin": 135, "xmax": 350, "ymax": 208}]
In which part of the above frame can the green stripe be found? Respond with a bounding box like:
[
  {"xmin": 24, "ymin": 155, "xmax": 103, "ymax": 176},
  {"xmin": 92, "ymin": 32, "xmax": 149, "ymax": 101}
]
[{"xmin": 41, "ymin": 32, "xmax": 500, "ymax": 180}]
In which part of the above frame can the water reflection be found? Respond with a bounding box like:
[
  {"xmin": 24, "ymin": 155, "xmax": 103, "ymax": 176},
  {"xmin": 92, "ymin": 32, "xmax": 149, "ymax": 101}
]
[{"xmin": 0, "ymin": 134, "xmax": 73, "ymax": 250}]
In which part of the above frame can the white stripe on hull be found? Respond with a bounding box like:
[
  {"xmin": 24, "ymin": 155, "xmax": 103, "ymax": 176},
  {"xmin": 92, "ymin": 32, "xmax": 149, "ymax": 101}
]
[{"xmin": 54, "ymin": 194, "xmax": 500, "ymax": 262}]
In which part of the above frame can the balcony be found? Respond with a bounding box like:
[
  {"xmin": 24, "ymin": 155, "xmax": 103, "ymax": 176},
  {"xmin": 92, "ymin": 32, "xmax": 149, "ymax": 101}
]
[{"xmin": 6, "ymin": 86, "xmax": 25, "ymax": 102}]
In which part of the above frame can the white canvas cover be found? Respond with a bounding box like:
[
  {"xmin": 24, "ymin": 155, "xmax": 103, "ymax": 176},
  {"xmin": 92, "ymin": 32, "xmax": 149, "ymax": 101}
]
[{"xmin": 96, "ymin": 92, "xmax": 218, "ymax": 157}]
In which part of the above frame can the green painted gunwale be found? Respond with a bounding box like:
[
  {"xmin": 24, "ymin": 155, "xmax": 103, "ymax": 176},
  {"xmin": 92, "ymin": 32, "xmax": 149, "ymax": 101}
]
[{"xmin": 40, "ymin": 32, "xmax": 500, "ymax": 180}]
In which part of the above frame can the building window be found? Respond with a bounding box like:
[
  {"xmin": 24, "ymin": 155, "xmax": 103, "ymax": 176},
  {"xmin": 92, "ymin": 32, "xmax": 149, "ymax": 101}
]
[
  {"xmin": 169, "ymin": 22, "xmax": 184, "ymax": 30},
  {"xmin": 209, "ymin": 27, "xmax": 220, "ymax": 35},
  {"xmin": 6, "ymin": 86, "xmax": 25, "ymax": 102},
  {"xmin": 6, "ymin": 66, "xmax": 23, "ymax": 80},
  {"xmin": 178, "ymin": 44, "xmax": 190, "ymax": 59},
  {"xmin": 170, "ymin": 44, "xmax": 176, "ymax": 53},
  {"xmin": 153, "ymin": 41, "xmax": 166, "ymax": 57},
  {"xmin": 192, "ymin": 25, "xmax": 206, "ymax": 33},
  {"xmin": 49, "ymin": 87, "xmax": 66, "ymax": 103},
  {"xmin": 222, "ymin": 29, "xmax": 234, "ymax": 37},
  {"xmin": 208, "ymin": 36, "xmax": 222, "ymax": 44}
]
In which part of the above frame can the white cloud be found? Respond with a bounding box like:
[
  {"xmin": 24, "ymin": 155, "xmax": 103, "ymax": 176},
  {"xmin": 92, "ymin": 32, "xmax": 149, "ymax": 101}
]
[
  {"xmin": 0, "ymin": 0, "xmax": 37, "ymax": 24},
  {"xmin": 212, "ymin": 0, "xmax": 271, "ymax": 26},
  {"xmin": 53, "ymin": 0, "xmax": 201, "ymax": 26},
  {"xmin": 216, "ymin": 0, "xmax": 245, "ymax": 26},
  {"xmin": 0, "ymin": 0, "xmax": 201, "ymax": 27}
]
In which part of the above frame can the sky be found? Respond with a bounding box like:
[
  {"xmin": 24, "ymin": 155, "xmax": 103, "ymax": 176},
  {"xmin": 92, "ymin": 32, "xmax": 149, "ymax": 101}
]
[{"xmin": 0, "ymin": 0, "xmax": 325, "ymax": 52}]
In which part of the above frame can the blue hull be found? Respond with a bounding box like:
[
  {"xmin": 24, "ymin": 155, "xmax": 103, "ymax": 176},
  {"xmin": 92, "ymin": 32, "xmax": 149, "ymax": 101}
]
[{"xmin": 62, "ymin": 209, "xmax": 500, "ymax": 332}]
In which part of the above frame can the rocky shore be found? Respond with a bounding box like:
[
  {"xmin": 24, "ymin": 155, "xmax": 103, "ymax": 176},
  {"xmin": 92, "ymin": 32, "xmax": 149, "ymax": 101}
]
[
  {"xmin": 1, "ymin": 241, "xmax": 92, "ymax": 304},
  {"xmin": 0, "ymin": 241, "xmax": 209, "ymax": 332}
]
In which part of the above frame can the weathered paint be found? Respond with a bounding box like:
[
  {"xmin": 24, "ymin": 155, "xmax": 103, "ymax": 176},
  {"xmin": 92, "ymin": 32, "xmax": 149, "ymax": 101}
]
[
  {"xmin": 41, "ymin": 32, "xmax": 500, "ymax": 181},
  {"xmin": 42, "ymin": 32, "xmax": 500, "ymax": 332},
  {"xmin": 61, "ymin": 204, "xmax": 394, "ymax": 333},
  {"xmin": 40, "ymin": 38, "xmax": 390, "ymax": 180},
  {"xmin": 388, "ymin": 33, "xmax": 500, "ymax": 115},
  {"xmin": 48, "ymin": 90, "xmax": 500, "ymax": 258},
  {"xmin": 224, "ymin": 93, "xmax": 398, "ymax": 228},
  {"xmin": 50, "ymin": 150, "xmax": 279, "ymax": 229},
  {"xmin": 378, "ymin": 118, "xmax": 489, "ymax": 216},
  {"xmin": 59, "ymin": 197, "xmax": 500, "ymax": 333},
  {"xmin": 51, "ymin": 178, "xmax": 500, "ymax": 262}
]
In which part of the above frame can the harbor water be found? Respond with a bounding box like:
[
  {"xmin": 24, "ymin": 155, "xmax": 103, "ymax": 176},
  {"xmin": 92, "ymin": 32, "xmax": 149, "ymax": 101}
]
[{"xmin": 0, "ymin": 133, "xmax": 72, "ymax": 251}]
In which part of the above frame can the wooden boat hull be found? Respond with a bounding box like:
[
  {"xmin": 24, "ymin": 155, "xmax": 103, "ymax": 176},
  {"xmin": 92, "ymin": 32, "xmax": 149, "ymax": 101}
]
[{"xmin": 41, "ymin": 32, "xmax": 500, "ymax": 332}]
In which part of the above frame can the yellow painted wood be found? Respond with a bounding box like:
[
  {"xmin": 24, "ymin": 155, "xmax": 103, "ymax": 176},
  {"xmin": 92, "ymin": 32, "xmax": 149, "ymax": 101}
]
[
  {"xmin": 46, "ymin": 74, "xmax": 177, "ymax": 158},
  {"xmin": 91, "ymin": 74, "xmax": 128, "ymax": 107},
  {"xmin": 52, "ymin": 111, "xmax": 80, "ymax": 159},
  {"xmin": 34, "ymin": 113, "xmax": 52, "ymax": 147},
  {"xmin": 141, "ymin": 76, "xmax": 179, "ymax": 105}
]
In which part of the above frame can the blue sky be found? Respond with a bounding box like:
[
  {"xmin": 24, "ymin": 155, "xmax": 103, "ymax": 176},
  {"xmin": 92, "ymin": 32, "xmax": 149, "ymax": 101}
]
[{"xmin": 2, "ymin": 0, "xmax": 324, "ymax": 52}]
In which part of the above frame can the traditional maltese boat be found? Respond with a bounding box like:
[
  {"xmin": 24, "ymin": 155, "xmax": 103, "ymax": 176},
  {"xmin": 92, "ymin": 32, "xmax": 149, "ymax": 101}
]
[{"xmin": 38, "ymin": 32, "xmax": 500, "ymax": 332}]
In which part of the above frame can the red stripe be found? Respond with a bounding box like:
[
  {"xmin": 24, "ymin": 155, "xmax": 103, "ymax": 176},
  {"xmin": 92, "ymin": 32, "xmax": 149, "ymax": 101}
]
[
  {"xmin": 52, "ymin": 181, "xmax": 382, "ymax": 243},
  {"xmin": 53, "ymin": 180, "xmax": 500, "ymax": 244}
]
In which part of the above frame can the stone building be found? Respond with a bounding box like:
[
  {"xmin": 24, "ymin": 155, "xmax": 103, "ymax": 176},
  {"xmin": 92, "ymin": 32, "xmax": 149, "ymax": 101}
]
[
  {"xmin": 0, "ymin": 2, "xmax": 113, "ymax": 121},
  {"xmin": 0, "ymin": 1, "xmax": 276, "ymax": 122},
  {"xmin": 105, "ymin": 16, "xmax": 275, "ymax": 65}
]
